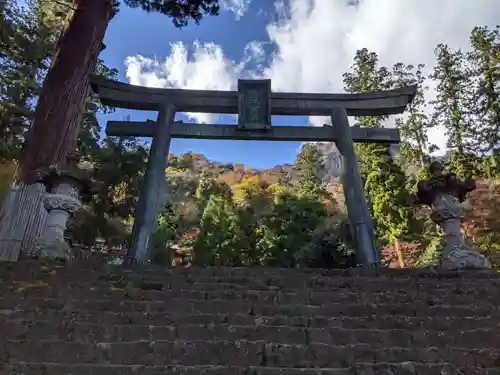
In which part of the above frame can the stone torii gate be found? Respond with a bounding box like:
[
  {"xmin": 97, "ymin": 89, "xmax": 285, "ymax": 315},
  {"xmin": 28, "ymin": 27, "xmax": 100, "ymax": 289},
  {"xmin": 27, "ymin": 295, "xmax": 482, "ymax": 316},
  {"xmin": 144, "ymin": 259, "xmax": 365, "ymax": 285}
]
[{"xmin": 91, "ymin": 77, "xmax": 416, "ymax": 267}]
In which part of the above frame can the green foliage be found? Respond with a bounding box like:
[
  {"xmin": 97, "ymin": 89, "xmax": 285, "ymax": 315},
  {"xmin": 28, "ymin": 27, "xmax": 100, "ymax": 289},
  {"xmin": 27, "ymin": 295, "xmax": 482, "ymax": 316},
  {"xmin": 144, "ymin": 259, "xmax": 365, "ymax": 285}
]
[
  {"xmin": 392, "ymin": 62, "xmax": 434, "ymax": 166},
  {"xmin": 0, "ymin": 0, "xmax": 70, "ymax": 161},
  {"xmin": 193, "ymin": 195, "xmax": 244, "ymax": 266},
  {"xmin": 195, "ymin": 170, "xmax": 232, "ymax": 210},
  {"xmin": 429, "ymin": 44, "xmax": 473, "ymax": 178},
  {"xmin": 255, "ymin": 192, "xmax": 327, "ymax": 267},
  {"xmin": 150, "ymin": 203, "xmax": 178, "ymax": 265},
  {"xmin": 467, "ymin": 26, "xmax": 500, "ymax": 154},
  {"xmin": 415, "ymin": 235, "xmax": 444, "ymax": 267},
  {"xmin": 294, "ymin": 143, "xmax": 329, "ymax": 199},
  {"xmin": 295, "ymin": 217, "xmax": 357, "ymax": 268},
  {"xmin": 122, "ymin": 0, "xmax": 220, "ymax": 27},
  {"xmin": 169, "ymin": 152, "xmax": 194, "ymax": 170},
  {"xmin": 232, "ymin": 175, "xmax": 269, "ymax": 211}
]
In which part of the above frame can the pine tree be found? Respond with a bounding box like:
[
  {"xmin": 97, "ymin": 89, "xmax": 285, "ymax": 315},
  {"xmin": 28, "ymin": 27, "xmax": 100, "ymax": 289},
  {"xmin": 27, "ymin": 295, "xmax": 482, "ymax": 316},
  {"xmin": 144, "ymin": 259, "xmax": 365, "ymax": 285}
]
[
  {"xmin": 256, "ymin": 192, "xmax": 327, "ymax": 267},
  {"xmin": 467, "ymin": 26, "xmax": 500, "ymax": 157},
  {"xmin": 0, "ymin": 0, "xmax": 69, "ymax": 160},
  {"xmin": 194, "ymin": 169, "xmax": 232, "ymax": 220},
  {"xmin": 342, "ymin": 49, "xmax": 393, "ymax": 173},
  {"xmin": 430, "ymin": 44, "xmax": 474, "ymax": 178},
  {"xmin": 193, "ymin": 195, "xmax": 244, "ymax": 266},
  {"xmin": 294, "ymin": 143, "xmax": 328, "ymax": 199},
  {"xmin": 343, "ymin": 48, "xmax": 417, "ymax": 245},
  {"xmin": 392, "ymin": 62, "xmax": 435, "ymax": 168}
]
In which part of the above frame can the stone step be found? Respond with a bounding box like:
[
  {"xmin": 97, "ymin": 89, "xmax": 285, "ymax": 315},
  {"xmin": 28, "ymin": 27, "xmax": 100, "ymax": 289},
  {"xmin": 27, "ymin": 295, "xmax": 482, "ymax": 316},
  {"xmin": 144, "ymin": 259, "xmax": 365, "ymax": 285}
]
[
  {"xmin": 1, "ymin": 296, "xmax": 498, "ymax": 317},
  {"xmin": 2, "ymin": 261, "xmax": 498, "ymax": 279},
  {"xmin": 2, "ymin": 265, "xmax": 499, "ymax": 292},
  {"xmin": 8, "ymin": 274, "xmax": 500, "ymax": 290},
  {"xmin": 3, "ymin": 286, "xmax": 498, "ymax": 306},
  {"xmin": 3, "ymin": 308, "xmax": 496, "ymax": 331},
  {"xmin": 3, "ymin": 339, "xmax": 500, "ymax": 368},
  {"xmin": 5, "ymin": 363, "xmax": 498, "ymax": 375},
  {"xmin": 2, "ymin": 320, "xmax": 499, "ymax": 349}
]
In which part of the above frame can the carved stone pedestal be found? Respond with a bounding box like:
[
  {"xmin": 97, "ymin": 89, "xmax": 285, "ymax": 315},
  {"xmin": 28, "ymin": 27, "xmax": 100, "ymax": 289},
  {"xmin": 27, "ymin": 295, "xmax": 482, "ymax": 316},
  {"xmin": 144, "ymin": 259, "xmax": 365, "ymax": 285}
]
[
  {"xmin": 417, "ymin": 162, "xmax": 491, "ymax": 270},
  {"xmin": 34, "ymin": 184, "xmax": 82, "ymax": 260},
  {"xmin": 33, "ymin": 155, "xmax": 95, "ymax": 261}
]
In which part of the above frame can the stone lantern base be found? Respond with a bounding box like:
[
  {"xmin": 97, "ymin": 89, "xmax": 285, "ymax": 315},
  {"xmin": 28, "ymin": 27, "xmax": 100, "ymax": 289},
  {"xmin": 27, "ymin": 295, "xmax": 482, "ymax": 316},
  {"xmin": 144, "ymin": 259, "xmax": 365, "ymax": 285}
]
[
  {"xmin": 33, "ymin": 154, "xmax": 96, "ymax": 261},
  {"xmin": 34, "ymin": 190, "xmax": 81, "ymax": 260},
  {"xmin": 440, "ymin": 243, "xmax": 491, "ymax": 270}
]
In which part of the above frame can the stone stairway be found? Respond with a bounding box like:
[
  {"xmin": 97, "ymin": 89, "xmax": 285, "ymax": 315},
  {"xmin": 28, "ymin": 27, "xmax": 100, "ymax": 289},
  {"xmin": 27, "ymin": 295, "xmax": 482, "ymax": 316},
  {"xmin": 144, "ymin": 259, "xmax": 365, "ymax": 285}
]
[{"xmin": 1, "ymin": 261, "xmax": 500, "ymax": 374}]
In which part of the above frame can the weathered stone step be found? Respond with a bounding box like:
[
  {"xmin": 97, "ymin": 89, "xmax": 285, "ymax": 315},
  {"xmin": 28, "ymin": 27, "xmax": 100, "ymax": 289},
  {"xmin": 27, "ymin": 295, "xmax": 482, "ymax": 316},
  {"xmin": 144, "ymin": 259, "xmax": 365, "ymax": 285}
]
[
  {"xmin": 2, "ymin": 264, "xmax": 499, "ymax": 292},
  {"xmin": 2, "ymin": 261, "xmax": 498, "ymax": 279},
  {"xmin": 1, "ymin": 296, "xmax": 498, "ymax": 317},
  {"xmin": 3, "ymin": 310, "xmax": 495, "ymax": 331},
  {"xmin": 3, "ymin": 320, "xmax": 499, "ymax": 349},
  {"xmin": 3, "ymin": 286, "xmax": 497, "ymax": 306},
  {"xmin": 11, "ymin": 275, "xmax": 500, "ymax": 290},
  {"xmin": 5, "ymin": 363, "xmax": 498, "ymax": 375},
  {"xmin": 3, "ymin": 339, "xmax": 500, "ymax": 368}
]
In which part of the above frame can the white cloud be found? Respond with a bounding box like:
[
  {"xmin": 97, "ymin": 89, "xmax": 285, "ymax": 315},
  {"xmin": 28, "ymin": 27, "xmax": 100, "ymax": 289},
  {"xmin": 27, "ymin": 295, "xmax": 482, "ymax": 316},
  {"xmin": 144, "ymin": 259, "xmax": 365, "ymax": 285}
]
[
  {"xmin": 125, "ymin": 41, "xmax": 243, "ymax": 123},
  {"xmin": 124, "ymin": 0, "xmax": 500, "ymax": 153},
  {"xmin": 221, "ymin": 0, "xmax": 252, "ymax": 20}
]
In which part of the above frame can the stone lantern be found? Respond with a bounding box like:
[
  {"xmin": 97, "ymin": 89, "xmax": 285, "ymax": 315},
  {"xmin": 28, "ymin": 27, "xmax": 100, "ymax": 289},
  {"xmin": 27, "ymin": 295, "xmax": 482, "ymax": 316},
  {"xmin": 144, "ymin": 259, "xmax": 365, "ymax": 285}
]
[
  {"xmin": 416, "ymin": 161, "xmax": 491, "ymax": 270},
  {"xmin": 33, "ymin": 153, "xmax": 97, "ymax": 261}
]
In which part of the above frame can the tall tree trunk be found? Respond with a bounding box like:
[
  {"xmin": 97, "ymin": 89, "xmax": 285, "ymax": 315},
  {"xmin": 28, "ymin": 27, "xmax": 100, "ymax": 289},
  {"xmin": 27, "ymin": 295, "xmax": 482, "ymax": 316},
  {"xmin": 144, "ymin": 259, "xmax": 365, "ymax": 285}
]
[
  {"xmin": 20, "ymin": 0, "xmax": 113, "ymax": 183},
  {"xmin": 0, "ymin": 0, "xmax": 113, "ymax": 260}
]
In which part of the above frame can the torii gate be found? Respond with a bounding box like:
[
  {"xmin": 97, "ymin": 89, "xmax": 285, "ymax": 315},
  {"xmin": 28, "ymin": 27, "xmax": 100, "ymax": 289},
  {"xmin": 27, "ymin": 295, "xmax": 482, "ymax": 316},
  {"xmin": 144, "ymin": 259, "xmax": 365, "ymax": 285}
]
[{"xmin": 90, "ymin": 77, "xmax": 416, "ymax": 267}]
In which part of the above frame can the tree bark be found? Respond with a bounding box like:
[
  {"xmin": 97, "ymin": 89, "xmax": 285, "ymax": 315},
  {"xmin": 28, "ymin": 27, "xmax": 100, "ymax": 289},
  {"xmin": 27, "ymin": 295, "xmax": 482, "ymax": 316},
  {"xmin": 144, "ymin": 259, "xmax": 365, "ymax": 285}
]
[{"xmin": 20, "ymin": 0, "xmax": 113, "ymax": 183}]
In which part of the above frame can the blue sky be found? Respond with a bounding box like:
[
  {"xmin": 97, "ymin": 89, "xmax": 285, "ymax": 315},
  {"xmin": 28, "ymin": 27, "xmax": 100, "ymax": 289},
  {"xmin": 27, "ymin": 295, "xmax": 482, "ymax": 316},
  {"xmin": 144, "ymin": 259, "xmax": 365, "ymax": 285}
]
[
  {"xmin": 99, "ymin": 0, "xmax": 305, "ymax": 168},
  {"xmin": 97, "ymin": 0, "xmax": 500, "ymax": 168}
]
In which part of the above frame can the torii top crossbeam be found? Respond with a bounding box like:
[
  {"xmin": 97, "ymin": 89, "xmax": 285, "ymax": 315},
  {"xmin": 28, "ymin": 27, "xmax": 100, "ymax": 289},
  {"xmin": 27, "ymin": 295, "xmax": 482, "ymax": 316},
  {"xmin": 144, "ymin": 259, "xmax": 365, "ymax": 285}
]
[{"xmin": 90, "ymin": 76, "xmax": 416, "ymax": 117}]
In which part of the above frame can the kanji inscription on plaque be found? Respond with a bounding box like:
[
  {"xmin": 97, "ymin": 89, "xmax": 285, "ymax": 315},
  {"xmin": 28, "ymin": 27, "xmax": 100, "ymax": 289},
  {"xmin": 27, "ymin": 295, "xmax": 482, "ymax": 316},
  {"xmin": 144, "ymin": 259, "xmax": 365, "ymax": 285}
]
[{"xmin": 237, "ymin": 79, "xmax": 271, "ymax": 130}]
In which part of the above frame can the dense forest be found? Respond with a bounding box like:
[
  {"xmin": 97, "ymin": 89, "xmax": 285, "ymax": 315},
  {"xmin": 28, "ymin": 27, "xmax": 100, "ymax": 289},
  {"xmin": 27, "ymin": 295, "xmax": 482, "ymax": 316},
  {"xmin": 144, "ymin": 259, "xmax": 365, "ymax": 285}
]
[{"xmin": 1, "ymin": 0, "xmax": 500, "ymax": 268}]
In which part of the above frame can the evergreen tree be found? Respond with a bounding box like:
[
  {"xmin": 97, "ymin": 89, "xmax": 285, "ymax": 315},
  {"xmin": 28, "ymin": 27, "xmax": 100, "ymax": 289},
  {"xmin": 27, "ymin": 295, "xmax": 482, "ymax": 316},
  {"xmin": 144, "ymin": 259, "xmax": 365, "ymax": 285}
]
[
  {"xmin": 342, "ymin": 49, "xmax": 393, "ymax": 172},
  {"xmin": 256, "ymin": 192, "xmax": 327, "ymax": 267},
  {"xmin": 392, "ymin": 62, "xmax": 435, "ymax": 167},
  {"xmin": 343, "ymin": 48, "xmax": 416, "ymax": 245},
  {"xmin": 195, "ymin": 170, "xmax": 232, "ymax": 210},
  {"xmin": 193, "ymin": 195, "xmax": 244, "ymax": 266},
  {"xmin": 0, "ymin": 0, "xmax": 69, "ymax": 161},
  {"xmin": 294, "ymin": 143, "xmax": 328, "ymax": 199},
  {"xmin": 467, "ymin": 26, "xmax": 500, "ymax": 156},
  {"xmin": 430, "ymin": 44, "xmax": 474, "ymax": 178},
  {"xmin": 150, "ymin": 202, "xmax": 178, "ymax": 264}
]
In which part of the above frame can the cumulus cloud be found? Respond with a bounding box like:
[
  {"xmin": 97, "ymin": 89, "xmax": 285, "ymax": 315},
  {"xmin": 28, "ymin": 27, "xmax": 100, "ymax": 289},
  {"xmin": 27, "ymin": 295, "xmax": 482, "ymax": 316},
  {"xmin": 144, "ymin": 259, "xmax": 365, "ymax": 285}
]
[
  {"xmin": 124, "ymin": 0, "xmax": 500, "ymax": 153},
  {"xmin": 221, "ymin": 0, "xmax": 252, "ymax": 19},
  {"xmin": 125, "ymin": 42, "xmax": 243, "ymax": 123}
]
